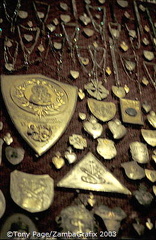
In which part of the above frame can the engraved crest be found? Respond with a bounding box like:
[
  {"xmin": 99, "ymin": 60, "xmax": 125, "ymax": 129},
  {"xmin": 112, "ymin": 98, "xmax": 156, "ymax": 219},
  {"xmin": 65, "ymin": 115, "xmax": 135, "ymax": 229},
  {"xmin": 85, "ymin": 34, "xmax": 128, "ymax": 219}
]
[
  {"xmin": 1, "ymin": 74, "xmax": 77, "ymax": 155},
  {"xmin": 57, "ymin": 152, "xmax": 131, "ymax": 195}
]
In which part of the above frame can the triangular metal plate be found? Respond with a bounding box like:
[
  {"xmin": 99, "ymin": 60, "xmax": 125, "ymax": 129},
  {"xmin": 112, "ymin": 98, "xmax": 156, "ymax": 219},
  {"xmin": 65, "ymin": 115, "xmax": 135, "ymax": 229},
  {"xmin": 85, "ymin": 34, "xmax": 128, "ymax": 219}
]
[
  {"xmin": 1, "ymin": 74, "xmax": 77, "ymax": 156},
  {"xmin": 57, "ymin": 152, "xmax": 131, "ymax": 195}
]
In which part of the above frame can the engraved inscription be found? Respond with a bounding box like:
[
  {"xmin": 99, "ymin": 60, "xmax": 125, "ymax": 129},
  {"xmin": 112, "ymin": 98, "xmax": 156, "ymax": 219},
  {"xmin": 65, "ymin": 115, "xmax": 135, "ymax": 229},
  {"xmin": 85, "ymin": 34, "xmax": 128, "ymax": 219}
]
[{"xmin": 11, "ymin": 78, "xmax": 67, "ymax": 117}]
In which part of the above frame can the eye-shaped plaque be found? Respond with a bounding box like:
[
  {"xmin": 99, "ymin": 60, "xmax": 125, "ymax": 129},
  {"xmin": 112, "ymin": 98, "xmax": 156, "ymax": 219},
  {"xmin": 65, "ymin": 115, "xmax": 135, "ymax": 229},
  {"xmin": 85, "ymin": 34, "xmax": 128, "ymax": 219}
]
[
  {"xmin": 1, "ymin": 74, "xmax": 77, "ymax": 156},
  {"xmin": 120, "ymin": 98, "xmax": 144, "ymax": 125}
]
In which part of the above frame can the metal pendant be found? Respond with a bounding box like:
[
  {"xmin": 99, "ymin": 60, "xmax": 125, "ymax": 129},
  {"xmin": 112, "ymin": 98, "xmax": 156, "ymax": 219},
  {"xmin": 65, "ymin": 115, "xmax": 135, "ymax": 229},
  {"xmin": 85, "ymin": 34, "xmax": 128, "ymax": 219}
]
[
  {"xmin": 1, "ymin": 74, "xmax": 77, "ymax": 156},
  {"xmin": 83, "ymin": 28, "xmax": 94, "ymax": 37},
  {"xmin": 145, "ymin": 169, "xmax": 156, "ymax": 182},
  {"xmin": 83, "ymin": 115, "xmax": 103, "ymax": 139},
  {"xmin": 120, "ymin": 98, "xmax": 144, "ymax": 125},
  {"xmin": 60, "ymin": 14, "xmax": 71, "ymax": 23},
  {"xmin": 87, "ymin": 98, "xmax": 116, "ymax": 122},
  {"xmin": 56, "ymin": 205, "xmax": 94, "ymax": 233},
  {"xmin": 112, "ymin": 86, "xmax": 126, "ymax": 98},
  {"xmin": 143, "ymin": 50, "xmax": 154, "ymax": 61},
  {"xmin": 97, "ymin": 138, "xmax": 117, "ymax": 160},
  {"xmin": 57, "ymin": 152, "xmax": 131, "ymax": 195},
  {"xmin": 84, "ymin": 80, "xmax": 109, "ymax": 100},
  {"xmin": 147, "ymin": 111, "xmax": 156, "ymax": 128},
  {"xmin": 5, "ymin": 146, "xmax": 25, "ymax": 165},
  {"xmin": 94, "ymin": 205, "xmax": 127, "ymax": 234},
  {"xmin": 10, "ymin": 170, "xmax": 54, "ymax": 213},
  {"xmin": 18, "ymin": 10, "xmax": 28, "ymax": 19},
  {"xmin": 130, "ymin": 141, "xmax": 149, "ymax": 164},
  {"xmin": 108, "ymin": 119, "xmax": 127, "ymax": 139},
  {"xmin": 141, "ymin": 129, "xmax": 156, "ymax": 147},
  {"xmin": 0, "ymin": 213, "xmax": 38, "ymax": 239},
  {"xmin": 121, "ymin": 161, "xmax": 145, "ymax": 180},
  {"xmin": 0, "ymin": 190, "xmax": 6, "ymax": 218}
]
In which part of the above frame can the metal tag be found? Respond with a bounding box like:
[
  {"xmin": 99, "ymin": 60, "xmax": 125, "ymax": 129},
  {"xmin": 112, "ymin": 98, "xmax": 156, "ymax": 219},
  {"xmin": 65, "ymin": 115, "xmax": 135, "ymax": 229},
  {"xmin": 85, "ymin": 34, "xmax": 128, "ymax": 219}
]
[
  {"xmin": 1, "ymin": 74, "xmax": 77, "ymax": 156},
  {"xmin": 10, "ymin": 170, "xmax": 54, "ymax": 213},
  {"xmin": 87, "ymin": 98, "xmax": 116, "ymax": 122},
  {"xmin": 57, "ymin": 152, "xmax": 131, "ymax": 195},
  {"xmin": 120, "ymin": 98, "xmax": 143, "ymax": 125}
]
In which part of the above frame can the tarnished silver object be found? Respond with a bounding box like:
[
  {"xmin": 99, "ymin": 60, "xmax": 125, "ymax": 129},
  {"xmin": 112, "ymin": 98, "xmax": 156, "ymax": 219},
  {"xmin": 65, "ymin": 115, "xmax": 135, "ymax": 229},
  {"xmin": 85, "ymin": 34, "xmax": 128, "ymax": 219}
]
[
  {"xmin": 130, "ymin": 141, "xmax": 149, "ymax": 164},
  {"xmin": 145, "ymin": 169, "xmax": 156, "ymax": 182},
  {"xmin": 108, "ymin": 119, "xmax": 127, "ymax": 139},
  {"xmin": 0, "ymin": 213, "xmax": 38, "ymax": 239},
  {"xmin": 83, "ymin": 116, "xmax": 103, "ymax": 139},
  {"xmin": 97, "ymin": 138, "xmax": 117, "ymax": 160},
  {"xmin": 121, "ymin": 161, "xmax": 145, "ymax": 180},
  {"xmin": 56, "ymin": 205, "xmax": 94, "ymax": 234},
  {"xmin": 94, "ymin": 205, "xmax": 127, "ymax": 234},
  {"xmin": 10, "ymin": 170, "xmax": 54, "ymax": 213},
  {"xmin": 0, "ymin": 190, "xmax": 6, "ymax": 218},
  {"xmin": 57, "ymin": 152, "xmax": 131, "ymax": 195},
  {"xmin": 5, "ymin": 146, "xmax": 25, "ymax": 165}
]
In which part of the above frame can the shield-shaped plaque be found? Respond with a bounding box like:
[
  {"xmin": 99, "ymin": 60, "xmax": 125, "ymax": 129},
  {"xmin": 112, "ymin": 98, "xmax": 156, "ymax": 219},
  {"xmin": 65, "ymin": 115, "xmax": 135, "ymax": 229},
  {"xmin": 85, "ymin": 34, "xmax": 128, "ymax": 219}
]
[{"xmin": 1, "ymin": 74, "xmax": 77, "ymax": 156}]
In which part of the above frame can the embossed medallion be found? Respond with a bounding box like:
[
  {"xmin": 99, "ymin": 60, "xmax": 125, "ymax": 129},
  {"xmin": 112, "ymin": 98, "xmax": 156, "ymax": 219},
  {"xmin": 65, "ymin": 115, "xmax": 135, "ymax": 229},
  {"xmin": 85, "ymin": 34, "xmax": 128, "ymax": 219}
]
[
  {"xmin": 1, "ymin": 74, "xmax": 77, "ymax": 155},
  {"xmin": 57, "ymin": 152, "xmax": 131, "ymax": 195},
  {"xmin": 10, "ymin": 170, "xmax": 54, "ymax": 213},
  {"xmin": 87, "ymin": 98, "xmax": 116, "ymax": 122}
]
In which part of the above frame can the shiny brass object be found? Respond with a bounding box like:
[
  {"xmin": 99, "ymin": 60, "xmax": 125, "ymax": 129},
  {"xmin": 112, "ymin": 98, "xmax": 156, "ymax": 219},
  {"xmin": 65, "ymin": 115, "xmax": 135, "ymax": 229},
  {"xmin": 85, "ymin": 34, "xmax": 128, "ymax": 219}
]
[
  {"xmin": 120, "ymin": 41, "xmax": 129, "ymax": 52},
  {"xmin": 70, "ymin": 70, "xmax": 79, "ymax": 79},
  {"xmin": 60, "ymin": 14, "xmax": 71, "ymax": 23},
  {"xmin": 57, "ymin": 152, "xmax": 131, "ymax": 195},
  {"xmin": 87, "ymin": 98, "xmax": 116, "ymax": 122},
  {"xmin": 1, "ymin": 74, "xmax": 77, "ymax": 156},
  {"xmin": 0, "ymin": 213, "xmax": 38, "ymax": 240},
  {"xmin": 143, "ymin": 50, "xmax": 154, "ymax": 61},
  {"xmin": 147, "ymin": 111, "xmax": 156, "ymax": 128},
  {"xmin": 56, "ymin": 205, "xmax": 94, "ymax": 233},
  {"xmin": 141, "ymin": 129, "xmax": 156, "ymax": 147},
  {"xmin": 69, "ymin": 134, "xmax": 87, "ymax": 150},
  {"xmin": 117, "ymin": 0, "xmax": 128, "ymax": 8},
  {"xmin": 52, "ymin": 152, "xmax": 65, "ymax": 169},
  {"xmin": 112, "ymin": 86, "xmax": 126, "ymax": 98},
  {"xmin": 84, "ymin": 80, "xmax": 109, "ymax": 100},
  {"xmin": 10, "ymin": 170, "xmax": 54, "ymax": 213},
  {"xmin": 83, "ymin": 28, "xmax": 94, "ymax": 37},
  {"xmin": 64, "ymin": 147, "xmax": 77, "ymax": 164},
  {"xmin": 146, "ymin": 218, "xmax": 153, "ymax": 230},
  {"xmin": 120, "ymin": 99, "xmax": 143, "ymax": 125},
  {"xmin": 134, "ymin": 185, "xmax": 153, "ymax": 206},
  {"xmin": 142, "ymin": 101, "xmax": 151, "ymax": 113},
  {"xmin": 145, "ymin": 169, "xmax": 156, "ymax": 182},
  {"xmin": 108, "ymin": 119, "xmax": 127, "ymax": 139},
  {"xmin": 0, "ymin": 190, "xmax": 6, "ymax": 218},
  {"xmin": 46, "ymin": 24, "xmax": 56, "ymax": 32},
  {"xmin": 83, "ymin": 116, "xmax": 103, "ymax": 139},
  {"xmin": 5, "ymin": 146, "xmax": 25, "ymax": 165},
  {"xmin": 130, "ymin": 141, "xmax": 149, "ymax": 164},
  {"xmin": 94, "ymin": 205, "xmax": 127, "ymax": 234},
  {"xmin": 3, "ymin": 133, "xmax": 13, "ymax": 145},
  {"xmin": 142, "ymin": 76, "xmax": 149, "ymax": 86},
  {"xmin": 78, "ymin": 88, "xmax": 85, "ymax": 100},
  {"xmin": 121, "ymin": 161, "xmax": 145, "ymax": 180},
  {"xmin": 97, "ymin": 138, "xmax": 117, "ymax": 160},
  {"xmin": 78, "ymin": 112, "xmax": 86, "ymax": 120}
]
